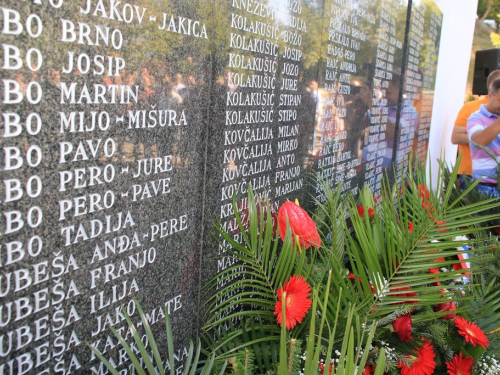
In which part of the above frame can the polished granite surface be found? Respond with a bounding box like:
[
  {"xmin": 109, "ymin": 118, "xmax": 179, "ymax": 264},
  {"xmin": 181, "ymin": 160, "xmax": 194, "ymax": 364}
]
[{"xmin": 0, "ymin": 0, "xmax": 442, "ymax": 372}]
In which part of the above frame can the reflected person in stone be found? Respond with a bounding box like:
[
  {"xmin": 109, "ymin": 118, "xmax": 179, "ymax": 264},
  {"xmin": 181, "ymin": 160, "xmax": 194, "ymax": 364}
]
[{"xmin": 346, "ymin": 80, "xmax": 371, "ymax": 185}]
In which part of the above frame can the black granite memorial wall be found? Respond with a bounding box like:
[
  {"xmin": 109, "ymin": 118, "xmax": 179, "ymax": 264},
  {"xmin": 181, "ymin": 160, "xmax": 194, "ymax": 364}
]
[
  {"xmin": 0, "ymin": 0, "xmax": 442, "ymax": 373},
  {"xmin": 397, "ymin": 0, "xmax": 442, "ymax": 181}
]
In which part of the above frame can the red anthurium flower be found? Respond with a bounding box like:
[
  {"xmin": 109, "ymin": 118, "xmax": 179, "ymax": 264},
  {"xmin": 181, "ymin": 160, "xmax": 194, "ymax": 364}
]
[
  {"xmin": 446, "ymin": 352, "xmax": 474, "ymax": 375},
  {"xmin": 428, "ymin": 268, "xmax": 440, "ymax": 286},
  {"xmin": 278, "ymin": 201, "xmax": 321, "ymax": 249},
  {"xmin": 454, "ymin": 316, "xmax": 489, "ymax": 349},
  {"xmin": 409, "ymin": 222, "xmax": 414, "ymax": 233},
  {"xmin": 368, "ymin": 207, "xmax": 375, "ymax": 219},
  {"xmin": 274, "ymin": 275, "xmax": 312, "ymax": 329},
  {"xmin": 393, "ymin": 313, "xmax": 412, "ymax": 343},
  {"xmin": 390, "ymin": 284, "xmax": 418, "ymax": 305},
  {"xmin": 433, "ymin": 301, "xmax": 456, "ymax": 320},
  {"xmin": 357, "ymin": 205, "xmax": 365, "ymax": 217},
  {"xmin": 398, "ymin": 340, "xmax": 436, "ymax": 375}
]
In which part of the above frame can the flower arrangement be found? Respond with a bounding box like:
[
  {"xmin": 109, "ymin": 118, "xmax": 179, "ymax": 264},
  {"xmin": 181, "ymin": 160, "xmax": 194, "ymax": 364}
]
[
  {"xmin": 201, "ymin": 162, "xmax": 500, "ymax": 374},
  {"xmin": 91, "ymin": 161, "xmax": 500, "ymax": 375}
]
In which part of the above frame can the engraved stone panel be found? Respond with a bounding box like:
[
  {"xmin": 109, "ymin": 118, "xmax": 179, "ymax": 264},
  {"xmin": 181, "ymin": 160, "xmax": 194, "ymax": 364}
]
[
  {"xmin": 315, "ymin": 0, "xmax": 409, "ymax": 201},
  {"xmin": 0, "ymin": 1, "xmax": 211, "ymax": 372},
  {"xmin": 0, "ymin": 0, "xmax": 444, "ymax": 373},
  {"xmin": 315, "ymin": 0, "xmax": 377, "ymax": 201},
  {"xmin": 364, "ymin": 0, "xmax": 409, "ymax": 197},
  {"xmin": 397, "ymin": 0, "xmax": 442, "ymax": 181},
  {"xmin": 202, "ymin": 0, "xmax": 323, "ymax": 330}
]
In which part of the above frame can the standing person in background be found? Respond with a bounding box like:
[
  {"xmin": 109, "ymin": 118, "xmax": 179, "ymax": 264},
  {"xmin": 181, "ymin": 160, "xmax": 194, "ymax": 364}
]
[
  {"xmin": 451, "ymin": 70, "xmax": 500, "ymax": 189},
  {"xmin": 466, "ymin": 78, "xmax": 500, "ymax": 197}
]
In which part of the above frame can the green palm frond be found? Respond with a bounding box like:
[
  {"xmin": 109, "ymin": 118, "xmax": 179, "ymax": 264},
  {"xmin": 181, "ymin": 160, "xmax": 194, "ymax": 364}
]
[
  {"xmin": 88, "ymin": 298, "xmax": 225, "ymax": 375},
  {"xmin": 203, "ymin": 188, "xmax": 299, "ymax": 330},
  {"xmin": 315, "ymin": 179, "xmax": 347, "ymax": 264},
  {"xmin": 376, "ymin": 306, "xmax": 414, "ymax": 327},
  {"xmin": 202, "ymin": 318, "xmax": 280, "ymax": 366},
  {"xmin": 463, "ymin": 276, "xmax": 500, "ymax": 341},
  {"xmin": 317, "ymin": 159, "xmax": 500, "ymax": 326}
]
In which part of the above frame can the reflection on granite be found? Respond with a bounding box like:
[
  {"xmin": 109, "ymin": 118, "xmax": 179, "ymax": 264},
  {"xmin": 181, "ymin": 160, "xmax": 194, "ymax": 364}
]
[
  {"xmin": 202, "ymin": 0, "xmax": 325, "ymax": 333},
  {"xmin": 0, "ymin": 0, "xmax": 442, "ymax": 372},
  {"xmin": 397, "ymin": 0, "xmax": 443, "ymax": 182},
  {"xmin": 1, "ymin": 1, "xmax": 212, "ymax": 372}
]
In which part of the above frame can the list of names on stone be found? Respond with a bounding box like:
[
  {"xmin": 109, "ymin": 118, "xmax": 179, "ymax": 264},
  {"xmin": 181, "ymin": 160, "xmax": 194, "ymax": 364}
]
[
  {"xmin": 275, "ymin": 2, "xmax": 306, "ymax": 200},
  {"xmin": 315, "ymin": 0, "xmax": 374, "ymax": 202},
  {"xmin": 215, "ymin": 0, "xmax": 280, "ymax": 330},
  {"xmin": 415, "ymin": 2, "xmax": 442, "ymax": 164},
  {"xmin": 1, "ymin": 1, "xmax": 209, "ymax": 372},
  {"xmin": 0, "ymin": 0, "xmax": 445, "ymax": 372},
  {"xmin": 365, "ymin": 0, "xmax": 406, "ymax": 197},
  {"xmin": 212, "ymin": 0, "xmax": 321, "ymax": 329}
]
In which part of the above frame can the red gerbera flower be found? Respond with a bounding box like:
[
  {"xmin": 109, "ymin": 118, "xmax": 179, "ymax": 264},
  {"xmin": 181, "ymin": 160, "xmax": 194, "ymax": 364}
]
[
  {"xmin": 368, "ymin": 207, "xmax": 375, "ymax": 219},
  {"xmin": 433, "ymin": 301, "xmax": 456, "ymax": 320},
  {"xmin": 446, "ymin": 352, "xmax": 474, "ymax": 375},
  {"xmin": 369, "ymin": 282, "xmax": 375, "ymax": 294},
  {"xmin": 393, "ymin": 313, "xmax": 412, "ymax": 343},
  {"xmin": 398, "ymin": 340, "xmax": 436, "ymax": 375},
  {"xmin": 278, "ymin": 201, "xmax": 321, "ymax": 249},
  {"xmin": 454, "ymin": 316, "xmax": 489, "ymax": 348},
  {"xmin": 361, "ymin": 364, "xmax": 375, "ymax": 375},
  {"xmin": 358, "ymin": 205, "xmax": 365, "ymax": 217},
  {"xmin": 425, "ymin": 249, "xmax": 445, "ymax": 263},
  {"xmin": 428, "ymin": 268, "xmax": 440, "ymax": 286},
  {"xmin": 409, "ymin": 222, "xmax": 414, "ymax": 233},
  {"xmin": 390, "ymin": 284, "xmax": 418, "ymax": 305},
  {"xmin": 347, "ymin": 272, "xmax": 363, "ymax": 284},
  {"xmin": 419, "ymin": 184, "xmax": 430, "ymax": 200},
  {"xmin": 436, "ymin": 220, "xmax": 448, "ymax": 233},
  {"xmin": 274, "ymin": 275, "xmax": 312, "ymax": 329},
  {"xmin": 348, "ymin": 272, "xmax": 374, "ymax": 295},
  {"xmin": 318, "ymin": 361, "xmax": 333, "ymax": 375}
]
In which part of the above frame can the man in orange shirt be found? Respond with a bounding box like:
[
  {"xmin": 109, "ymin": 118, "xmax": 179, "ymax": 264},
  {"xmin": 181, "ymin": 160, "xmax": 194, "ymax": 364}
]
[{"xmin": 451, "ymin": 70, "xmax": 500, "ymax": 188}]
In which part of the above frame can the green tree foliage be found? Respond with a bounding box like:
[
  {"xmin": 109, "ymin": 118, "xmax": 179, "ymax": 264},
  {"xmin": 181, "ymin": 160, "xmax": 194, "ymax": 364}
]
[{"xmin": 477, "ymin": 0, "xmax": 500, "ymax": 23}]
